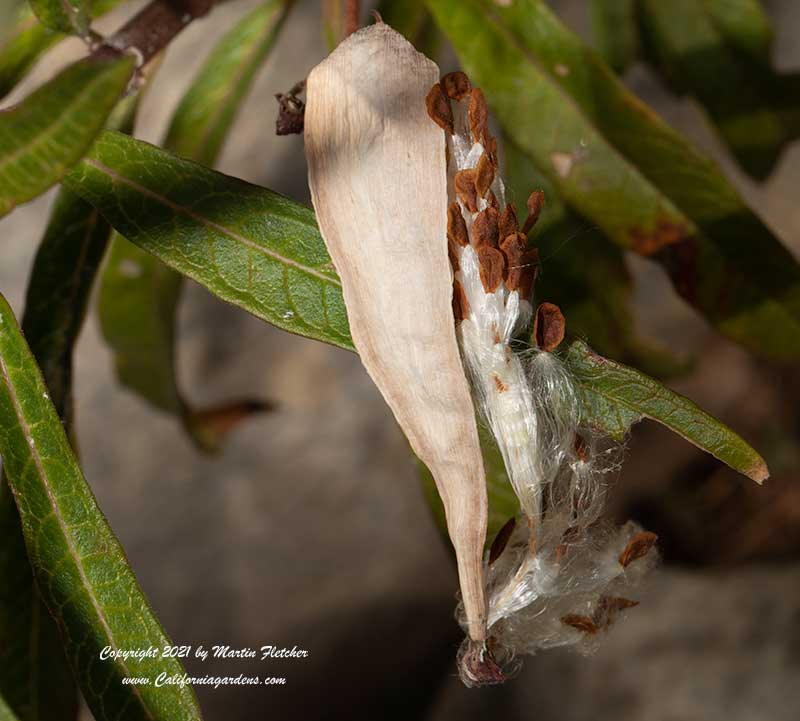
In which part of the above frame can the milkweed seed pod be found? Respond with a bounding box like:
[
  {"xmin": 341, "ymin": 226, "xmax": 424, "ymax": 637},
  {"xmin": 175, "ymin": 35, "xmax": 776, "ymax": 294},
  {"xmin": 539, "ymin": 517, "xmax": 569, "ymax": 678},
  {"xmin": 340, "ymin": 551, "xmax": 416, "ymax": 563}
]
[
  {"xmin": 304, "ymin": 23, "xmax": 494, "ymax": 670},
  {"xmin": 427, "ymin": 73, "xmax": 658, "ymax": 684},
  {"xmin": 305, "ymin": 20, "xmax": 658, "ymax": 688}
]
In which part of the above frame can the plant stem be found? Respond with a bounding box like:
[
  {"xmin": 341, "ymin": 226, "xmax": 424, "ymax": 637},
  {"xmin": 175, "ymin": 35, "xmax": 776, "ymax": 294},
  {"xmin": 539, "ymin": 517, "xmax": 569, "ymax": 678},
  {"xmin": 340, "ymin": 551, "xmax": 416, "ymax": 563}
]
[
  {"xmin": 345, "ymin": 0, "xmax": 359, "ymax": 36},
  {"xmin": 100, "ymin": 0, "xmax": 219, "ymax": 66}
]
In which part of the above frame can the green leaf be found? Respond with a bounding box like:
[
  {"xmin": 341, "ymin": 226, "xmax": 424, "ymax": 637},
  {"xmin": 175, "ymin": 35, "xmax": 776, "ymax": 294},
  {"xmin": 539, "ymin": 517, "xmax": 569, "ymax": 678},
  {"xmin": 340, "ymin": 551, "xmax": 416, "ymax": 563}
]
[
  {"xmin": 1, "ymin": 188, "xmax": 112, "ymax": 721},
  {"xmin": 0, "ymin": 53, "xmax": 134, "ymax": 218},
  {"xmin": 0, "ymin": 692, "xmax": 20, "ymax": 721},
  {"xmin": 638, "ymin": 0, "xmax": 798, "ymax": 178},
  {"xmin": 564, "ymin": 339, "xmax": 768, "ymax": 482},
  {"xmin": 99, "ymin": 239, "xmax": 185, "ymax": 413},
  {"xmin": 703, "ymin": 0, "xmax": 773, "ymax": 61},
  {"xmin": 590, "ymin": 0, "xmax": 639, "ymax": 72},
  {"xmin": 0, "ymin": 478, "xmax": 77, "ymax": 721},
  {"xmin": 165, "ymin": 0, "xmax": 292, "ymax": 165},
  {"xmin": 100, "ymin": 0, "xmax": 291, "ymax": 449},
  {"xmin": 0, "ymin": 6, "xmax": 58, "ymax": 99},
  {"xmin": 65, "ymin": 130, "xmax": 352, "ymax": 349},
  {"xmin": 0, "ymin": 294, "xmax": 203, "ymax": 721},
  {"xmin": 22, "ymin": 190, "xmax": 111, "ymax": 431},
  {"xmin": 29, "ymin": 0, "xmax": 90, "ymax": 36},
  {"xmin": 0, "ymin": 85, "xmax": 141, "ymax": 721},
  {"xmin": 503, "ymin": 137, "xmax": 688, "ymax": 378},
  {"xmin": 322, "ymin": 0, "xmax": 345, "ymax": 51},
  {"xmin": 427, "ymin": 0, "xmax": 800, "ymax": 362},
  {"xmin": 0, "ymin": 1, "xmax": 126, "ymax": 100}
]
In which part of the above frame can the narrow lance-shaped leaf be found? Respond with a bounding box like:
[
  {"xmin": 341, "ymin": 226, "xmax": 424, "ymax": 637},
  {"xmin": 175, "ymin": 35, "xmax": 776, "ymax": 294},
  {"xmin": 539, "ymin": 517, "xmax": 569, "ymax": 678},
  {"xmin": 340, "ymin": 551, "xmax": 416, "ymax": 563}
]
[
  {"xmin": 0, "ymin": 188, "xmax": 108, "ymax": 721},
  {"xmin": 427, "ymin": 0, "xmax": 800, "ymax": 362},
  {"xmin": 0, "ymin": 1, "xmax": 126, "ymax": 100},
  {"xmin": 590, "ymin": 0, "xmax": 639, "ymax": 72},
  {"xmin": 0, "ymin": 475, "xmax": 77, "ymax": 721},
  {"xmin": 638, "ymin": 0, "xmax": 799, "ymax": 178},
  {"xmin": 0, "ymin": 89, "xmax": 158, "ymax": 721},
  {"xmin": 66, "ymin": 130, "xmax": 351, "ymax": 349},
  {"xmin": 0, "ymin": 6, "xmax": 57, "ymax": 100},
  {"xmin": 0, "ymin": 53, "xmax": 134, "ymax": 218},
  {"xmin": 0, "ymin": 692, "xmax": 21, "ymax": 721},
  {"xmin": 65, "ymin": 131, "xmax": 767, "ymax": 488},
  {"xmin": 29, "ymin": 0, "xmax": 90, "ymax": 36},
  {"xmin": 100, "ymin": 0, "xmax": 291, "ymax": 449},
  {"xmin": 424, "ymin": 338, "xmax": 768, "ymax": 545},
  {"xmin": 0, "ymin": 294, "xmax": 203, "ymax": 721},
  {"xmin": 22, "ymin": 190, "xmax": 114, "ymax": 431},
  {"xmin": 165, "ymin": 0, "xmax": 293, "ymax": 165},
  {"xmin": 503, "ymin": 137, "xmax": 688, "ymax": 378},
  {"xmin": 564, "ymin": 339, "xmax": 768, "ymax": 483},
  {"xmin": 704, "ymin": 0, "xmax": 773, "ymax": 61},
  {"xmin": 322, "ymin": 0, "xmax": 346, "ymax": 50}
]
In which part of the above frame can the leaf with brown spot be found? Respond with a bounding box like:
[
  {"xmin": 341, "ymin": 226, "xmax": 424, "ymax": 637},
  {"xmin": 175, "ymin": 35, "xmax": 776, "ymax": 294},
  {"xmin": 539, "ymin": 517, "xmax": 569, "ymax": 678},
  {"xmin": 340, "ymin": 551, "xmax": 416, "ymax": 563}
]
[
  {"xmin": 428, "ymin": 0, "xmax": 800, "ymax": 362},
  {"xmin": 629, "ymin": 217, "xmax": 690, "ymax": 256}
]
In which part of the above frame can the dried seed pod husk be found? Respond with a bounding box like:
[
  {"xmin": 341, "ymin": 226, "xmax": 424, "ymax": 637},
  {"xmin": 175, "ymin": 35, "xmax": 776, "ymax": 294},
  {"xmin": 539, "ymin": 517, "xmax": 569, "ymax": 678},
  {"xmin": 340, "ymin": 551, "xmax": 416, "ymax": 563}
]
[{"xmin": 305, "ymin": 24, "xmax": 489, "ymax": 643}]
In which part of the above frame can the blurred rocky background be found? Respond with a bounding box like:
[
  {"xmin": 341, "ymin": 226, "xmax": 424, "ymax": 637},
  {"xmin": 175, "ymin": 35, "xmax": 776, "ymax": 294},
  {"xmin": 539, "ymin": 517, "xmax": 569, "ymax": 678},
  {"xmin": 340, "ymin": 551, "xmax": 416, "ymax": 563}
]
[{"xmin": 0, "ymin": 0, "xmax": 798, "ymax": 719}]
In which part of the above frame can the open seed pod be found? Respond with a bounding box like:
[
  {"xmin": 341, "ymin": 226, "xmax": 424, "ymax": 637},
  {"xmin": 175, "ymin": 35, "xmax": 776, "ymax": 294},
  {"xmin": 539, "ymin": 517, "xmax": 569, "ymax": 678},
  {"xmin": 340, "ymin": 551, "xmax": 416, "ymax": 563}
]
[{"xmin": 304, "ymin": 23, "xmax": 497, "ymax": 677}]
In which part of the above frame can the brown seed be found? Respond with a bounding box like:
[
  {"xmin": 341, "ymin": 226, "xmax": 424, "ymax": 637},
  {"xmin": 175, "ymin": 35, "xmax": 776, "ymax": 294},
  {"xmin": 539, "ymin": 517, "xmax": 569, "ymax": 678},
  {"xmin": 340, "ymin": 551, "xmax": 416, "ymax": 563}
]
[
  {"xmin": 447, "ymin": 202, "xmax": 469, "ymax": 247},
  {"xmin": 475, "ymin": 153, "xmax": 495, "ymax": 198},
  {"xmin": 454, "ymin": 169, "xmax": 479, "ymax": 213},
  {"xmin": 488, "ymin": 517, "xmax": 516, "ymax": 565},
  {"xmin": 448, "ymin": 237, "xmax": 461, "ymax": 271},
  {"xmin": 619, "ymin": 531, "xmax": 658, "ymax": 567},
  {"xmin": 561, "ymin": 614, "xmax": 599, "ymax": 635},
  {"xmin": 452, "ymin": 280, "xmax": 470, "ymax": 321},
  {"xmin": 477, "ymin": 246, "xmax": 505, "ymax": 292},
  {"xmin": 499, "ymin": 204, "xmax": 518, "ymax": 240},
  {"xmin": 482, "ymin": 132, "xmax": 498, "ymax": 167},
  {"xmin": 532, "ymin": 302, "xmax": 566, "ymax": 352},
  {"xmin": 594, "ymin": 596, "xmax": 640, "ymax": 630},
  {"xmin": 469, "ymin": 88, "xmax": 489, "ymax": 145},
  {"xmin": 522, "ymin": 189, "xmax": 545, "ymax": 235},
  {"xmin": 487, "ymin": 189, "xmax": 499, "ymax": 209},
  {"xmin": 473, "ymin": 208, "xmax": 499, "ymax": 248},
  {"xmin": 425, "ymin": 82, "xmax": 454, "ymax": 134},
  {"xmin": 500, "ymin": 232, "xmax": 527, "ymax": 289},
  {"xmin": 492, "ymin": 373, "xmax": 508, "ymax": 393},
  {"xmin": 441, "ymin": 71, "xmax": 472, "ymax": 100},
  {"xmin": 518, "ymin": 247, "xmax": 540, "ymax": 299}
]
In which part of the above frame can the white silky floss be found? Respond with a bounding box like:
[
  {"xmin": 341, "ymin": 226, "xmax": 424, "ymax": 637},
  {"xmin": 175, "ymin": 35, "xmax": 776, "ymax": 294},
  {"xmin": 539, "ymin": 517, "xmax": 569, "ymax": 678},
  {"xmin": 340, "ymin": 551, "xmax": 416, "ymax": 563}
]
[{"xmin": 437, "ymin": 80, "xmax": 657, "ymax": 681}]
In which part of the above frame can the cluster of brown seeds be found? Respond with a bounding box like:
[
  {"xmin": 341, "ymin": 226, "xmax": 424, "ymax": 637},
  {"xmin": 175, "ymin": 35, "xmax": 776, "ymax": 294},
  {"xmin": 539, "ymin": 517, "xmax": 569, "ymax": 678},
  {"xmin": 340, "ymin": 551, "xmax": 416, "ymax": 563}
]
[{"xmin": 425, "ymin": 73, "xmax": 543, "ymax": 322}]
